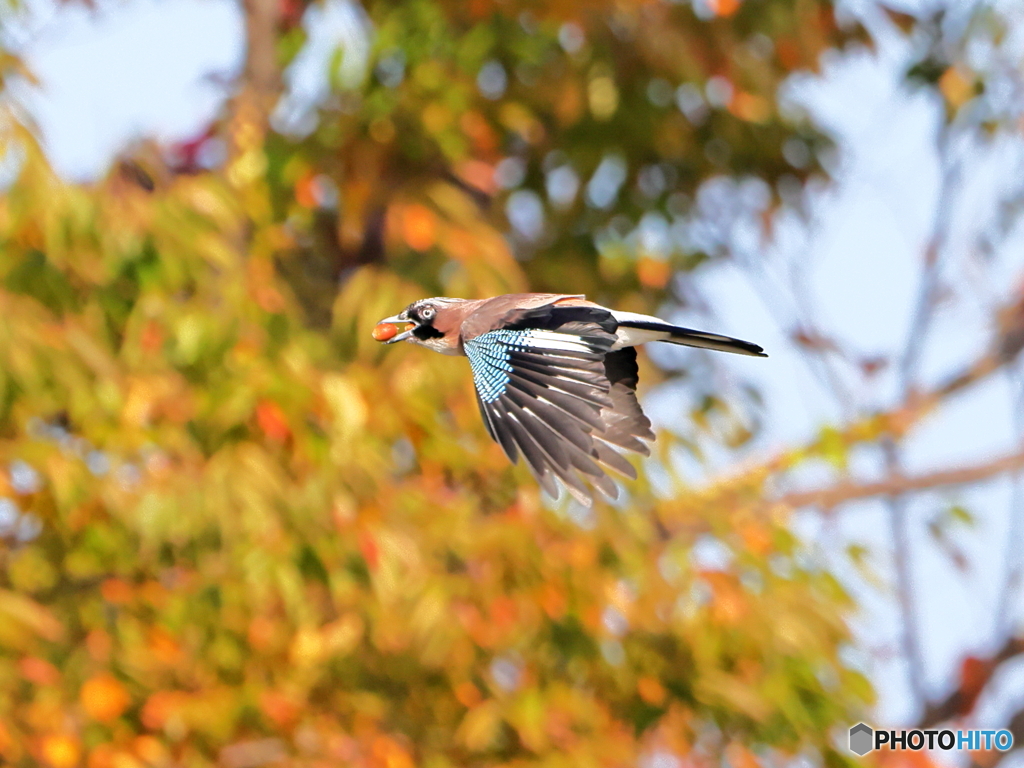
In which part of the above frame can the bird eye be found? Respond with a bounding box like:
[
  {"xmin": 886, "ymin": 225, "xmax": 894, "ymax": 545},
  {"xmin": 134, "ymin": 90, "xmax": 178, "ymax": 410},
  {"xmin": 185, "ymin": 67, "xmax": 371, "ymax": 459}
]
[{"xmin": 421, "ymin": 306, "xmax": 436, "ymax": 321}]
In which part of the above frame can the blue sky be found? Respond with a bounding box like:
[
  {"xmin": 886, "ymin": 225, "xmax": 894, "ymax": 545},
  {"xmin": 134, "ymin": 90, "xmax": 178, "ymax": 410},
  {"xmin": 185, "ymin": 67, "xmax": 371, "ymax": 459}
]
[
  {"xmin": 4, "ymin": 0, "xmax": 242, "ymax": 179},
  {"xmin": 7, "ymin": 0, "xmax": 1024, "ymax": 738}
]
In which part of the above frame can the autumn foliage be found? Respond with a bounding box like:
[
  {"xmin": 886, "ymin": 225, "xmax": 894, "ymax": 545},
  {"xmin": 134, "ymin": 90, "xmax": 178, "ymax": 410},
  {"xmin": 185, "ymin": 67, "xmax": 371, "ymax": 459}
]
[{"xmin": 0, "ymin": 0, "xmax": 895, "ymax": 766}]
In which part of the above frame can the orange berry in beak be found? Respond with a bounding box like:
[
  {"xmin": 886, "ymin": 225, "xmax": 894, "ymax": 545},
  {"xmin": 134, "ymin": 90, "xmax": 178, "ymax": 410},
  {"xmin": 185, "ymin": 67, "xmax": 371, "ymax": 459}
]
[{"xmin": 372, "ymin": 322, "xmax": 399, "ymax": 342}]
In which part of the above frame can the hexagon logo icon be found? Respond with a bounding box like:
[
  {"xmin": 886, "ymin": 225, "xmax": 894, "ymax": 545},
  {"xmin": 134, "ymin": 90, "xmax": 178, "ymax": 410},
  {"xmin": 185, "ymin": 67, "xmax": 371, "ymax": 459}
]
[{"xmin": 849, "ymin": 723, "xmax": 873, "ymax": 756}]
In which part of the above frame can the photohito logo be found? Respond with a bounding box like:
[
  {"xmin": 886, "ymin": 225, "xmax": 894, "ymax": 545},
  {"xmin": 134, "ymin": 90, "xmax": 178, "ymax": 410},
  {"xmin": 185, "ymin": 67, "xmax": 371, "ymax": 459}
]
[{"xmin": 848, "ymin": 724, "xmax": 1014, "ymax": 756}]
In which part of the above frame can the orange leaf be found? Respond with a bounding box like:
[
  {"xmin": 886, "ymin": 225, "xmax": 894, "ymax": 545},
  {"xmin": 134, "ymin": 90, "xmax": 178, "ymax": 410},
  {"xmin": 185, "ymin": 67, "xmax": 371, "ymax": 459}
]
[
  {"xmin": 132, "ymin": 736, "xmax": 168, "ymax": 766},
  {"xmin": 0, "ymin": 719, "xmax": 16, "ymax": 760},
  {"xmin": 776, "ymin": 39, "xmax": 801, "ymax": 70},
  {"xmin": 737, "ymin": 521, "xmax": 773, "ymax": 556},
  {"xmin": 637, "ymin": 257, "xmax": 671, "ymax": 289},
  {"xmin": 401, "ymin": 204, "xmax": 437, "ymax": 251},
  {"xmin": 85, "ymin": 630, "xmax": 112, "ymax": 663},
  {"xmin": 248, "ymin": 616, "xmax": 279, "ymax": 652},
  {"xmin": 256, "ymin": 400, "xmax": 291, "ymax": 443},
  {"xmin": 730, "ymin": 92, "xmax": 771, "ymax": 123},
  {"xmin": 455, "ymin": 681, "xmax": 482, "ymax": 708},
  {"xmin": 359, "ymin": 531, "xmax": 380, "ymax": 570},
  {"xmin": 40, "ymin": 734, "xmax": 81, "ymax": 768},
  {"xmin": 141, "ymin": 691, "xmax": 189, "ymax": 731},
  {"xmin": 539, "ymin": 584, "xmax": 566, "ymax": 620},
  {"xmin": 295, "ymin": 173, "xmax": 318, "ymax": 209},
  {"xmin": 259, "ymin": 690, "xmax": 300, "ymax": 728},
  {"xmin": 20, "ymin": 656, "xmax": 60, "ymax": 686},
  {"xmin": 727, "ymin": 744, "xmax": 762, "ymax": 768},
  {"xmin": 86, "ymin": 744, "xmax": 115, "ymax": 768},
  {"xmin": 80, "ymin": 674, "xmax": 130, "ymax": 723},
  {"xmin": 459, "ymin": 111, "xmax": 498, "ymax": 155},
  {"xmin": 489, "ymin": 595, "xmax": 518, "ymax": 629},
  {"xmin": 100, "ymin": 579, "xmax": 133, "ymax": 605},
  {"xmin": 707, "ymin": 0, "xmax": 740, "ymax": 16},
  {"xmin": 140, "ymin": 320, "xmax": 163, "ymax": 353},
  {"xmin": 455, "ymin": 160, "xmax": 496, "ymax": 196},
  {"xmin": 704, "ymin": 572, "xmax": 747, "ymax": 625},
  {"xmin": 638, "ymin": 677, "xmax": 667, "ymax": 706},
  {"xmin": 371, "ymin": 735, "xmax": 414, "ymax": 768},
  {"xmin": 147, "ymin": 627, "xmax": 182, "ymax": 666}
]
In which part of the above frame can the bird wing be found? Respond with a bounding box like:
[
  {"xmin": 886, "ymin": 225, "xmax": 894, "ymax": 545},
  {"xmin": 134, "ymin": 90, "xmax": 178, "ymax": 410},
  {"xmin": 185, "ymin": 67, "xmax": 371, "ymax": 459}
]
[{"xmin": 463, "ymin": 320, "xmax": 654, "ymax": 506}]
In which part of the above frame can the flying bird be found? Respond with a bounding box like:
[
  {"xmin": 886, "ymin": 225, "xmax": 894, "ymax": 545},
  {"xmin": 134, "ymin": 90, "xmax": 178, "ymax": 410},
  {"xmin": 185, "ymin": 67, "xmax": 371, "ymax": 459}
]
[{"xmin": 375, "ymin": 293, "xmax": 765, "ymax": 505}]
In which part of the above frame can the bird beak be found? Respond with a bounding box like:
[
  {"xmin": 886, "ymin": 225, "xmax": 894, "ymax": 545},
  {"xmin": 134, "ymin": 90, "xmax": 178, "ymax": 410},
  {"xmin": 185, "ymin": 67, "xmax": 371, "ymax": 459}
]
[{"xmin": 377, "ymin": 313, "xmax": 417, "ymax": 344}]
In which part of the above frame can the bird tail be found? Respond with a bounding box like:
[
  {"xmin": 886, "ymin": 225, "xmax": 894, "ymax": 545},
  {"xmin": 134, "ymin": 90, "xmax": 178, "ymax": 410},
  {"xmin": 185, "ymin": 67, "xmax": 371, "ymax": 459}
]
[{"xmin": 615, "ymin": 319, "xmax": 767, "ymax": 357}]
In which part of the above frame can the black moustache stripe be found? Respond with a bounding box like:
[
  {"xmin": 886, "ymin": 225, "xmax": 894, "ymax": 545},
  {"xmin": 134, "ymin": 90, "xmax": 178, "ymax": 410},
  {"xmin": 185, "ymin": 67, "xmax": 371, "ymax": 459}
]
[{"xmin": 412, "ymin": 324, "xmax": 445, "ymax": 340}]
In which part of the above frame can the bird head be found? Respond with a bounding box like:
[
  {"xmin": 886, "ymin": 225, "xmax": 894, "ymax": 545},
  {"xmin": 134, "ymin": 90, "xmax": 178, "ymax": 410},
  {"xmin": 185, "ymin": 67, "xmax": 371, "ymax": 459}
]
[{"xmin": 376, "ymin": 297, "xmax": 468, "ymax": 354}]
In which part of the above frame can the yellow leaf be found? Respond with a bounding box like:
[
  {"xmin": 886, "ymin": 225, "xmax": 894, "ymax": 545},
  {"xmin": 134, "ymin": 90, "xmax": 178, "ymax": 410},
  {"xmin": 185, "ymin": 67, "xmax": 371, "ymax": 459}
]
[
  {"xmin": 458, "ymin": 700, "xmax": 503, "ymax": 752},
  {"xmin": 322, "ymin": 374, "xmax": 368, "ymax": 439},
  {"xmin": 323, "ymin": 613, "xmax": 364, "ymax": 656},
  {"xmin": 588, "ymin": 76, "xmax": 619, "ymax": 120},
  {"xmin": 939, "ymin": 67, "xmax": 974, "ymax": 110},
  {"xmin": 289, "ymin": 626, "xmax": 324, "ymax": 667},
  {"xmin": 696, "ymin": 670, "xmax": 770, "ymax": 721},
  {"xmin": 0, "ymin": 589, "xmax": 63, "ymax": 643}
]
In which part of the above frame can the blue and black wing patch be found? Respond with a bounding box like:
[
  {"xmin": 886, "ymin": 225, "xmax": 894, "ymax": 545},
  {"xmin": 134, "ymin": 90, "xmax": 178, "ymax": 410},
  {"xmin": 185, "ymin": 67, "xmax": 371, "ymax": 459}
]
[{"xmin": 464, "ymin": 327, "xmax": 654, "ymax": 505}]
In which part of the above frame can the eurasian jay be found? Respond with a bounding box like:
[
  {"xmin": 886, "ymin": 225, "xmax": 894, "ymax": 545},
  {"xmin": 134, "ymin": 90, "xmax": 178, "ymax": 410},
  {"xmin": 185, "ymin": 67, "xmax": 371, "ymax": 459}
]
[{"xmin": 375, "ymin": 293, "xmax": 765, "ymax": 505}]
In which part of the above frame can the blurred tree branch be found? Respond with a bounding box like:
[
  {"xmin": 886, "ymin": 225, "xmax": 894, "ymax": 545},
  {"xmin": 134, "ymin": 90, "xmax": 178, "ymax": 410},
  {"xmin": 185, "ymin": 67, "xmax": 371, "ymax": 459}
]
[
  {"xmin": 225, "ymin": 0, "xmax": 282, "ymax": 176},
  {"xmin": 882, "ymin": 122, "xmax": 961, "ymax": 709},
  {"xmin": 916, "ymin": 635, "xmax": 1024, "ymax": 730},
  {"xmin": 973, "ymin": 708, "xmax": 1024, "ymax": 768},
  {"xmin": 773, "ymin": 287, "xmax": 1024, "ymax": 510},
  {"xmin": 779, "ymin": 449, "xmax": 1024, "ymax": 510}
]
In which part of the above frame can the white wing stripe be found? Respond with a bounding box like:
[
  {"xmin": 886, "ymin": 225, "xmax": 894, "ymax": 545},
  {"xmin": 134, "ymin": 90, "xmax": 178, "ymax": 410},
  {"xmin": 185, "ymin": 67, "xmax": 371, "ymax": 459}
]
[{"xmin": 522, "ymin": 330, "xmax": 594, "ymax": 353}]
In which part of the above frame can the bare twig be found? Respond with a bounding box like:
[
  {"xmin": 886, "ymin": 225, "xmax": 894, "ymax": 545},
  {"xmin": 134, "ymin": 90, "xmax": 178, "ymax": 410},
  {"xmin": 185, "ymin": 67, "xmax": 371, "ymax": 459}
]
[
  {"xmin": 882, "ymin": 123, "xmax": 961, "ymax": 710},
  {"xmin": 995, "ymin": 357, "xmax": 1024, "ymax": 636},
  {"xmin": 882, "ymin": 443, "xmax": 927, "ymax": 706},
  {"xmin": 779, "ymin": 448, "xmax": 1024, "ymax": 509}
]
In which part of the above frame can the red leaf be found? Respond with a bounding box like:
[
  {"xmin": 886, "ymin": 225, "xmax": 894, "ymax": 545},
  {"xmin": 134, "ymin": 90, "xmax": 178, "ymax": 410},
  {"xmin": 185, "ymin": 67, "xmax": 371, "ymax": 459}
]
[{"xmin": 256, "ymin": 401, "xmax": 292, "ymax": 443}]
